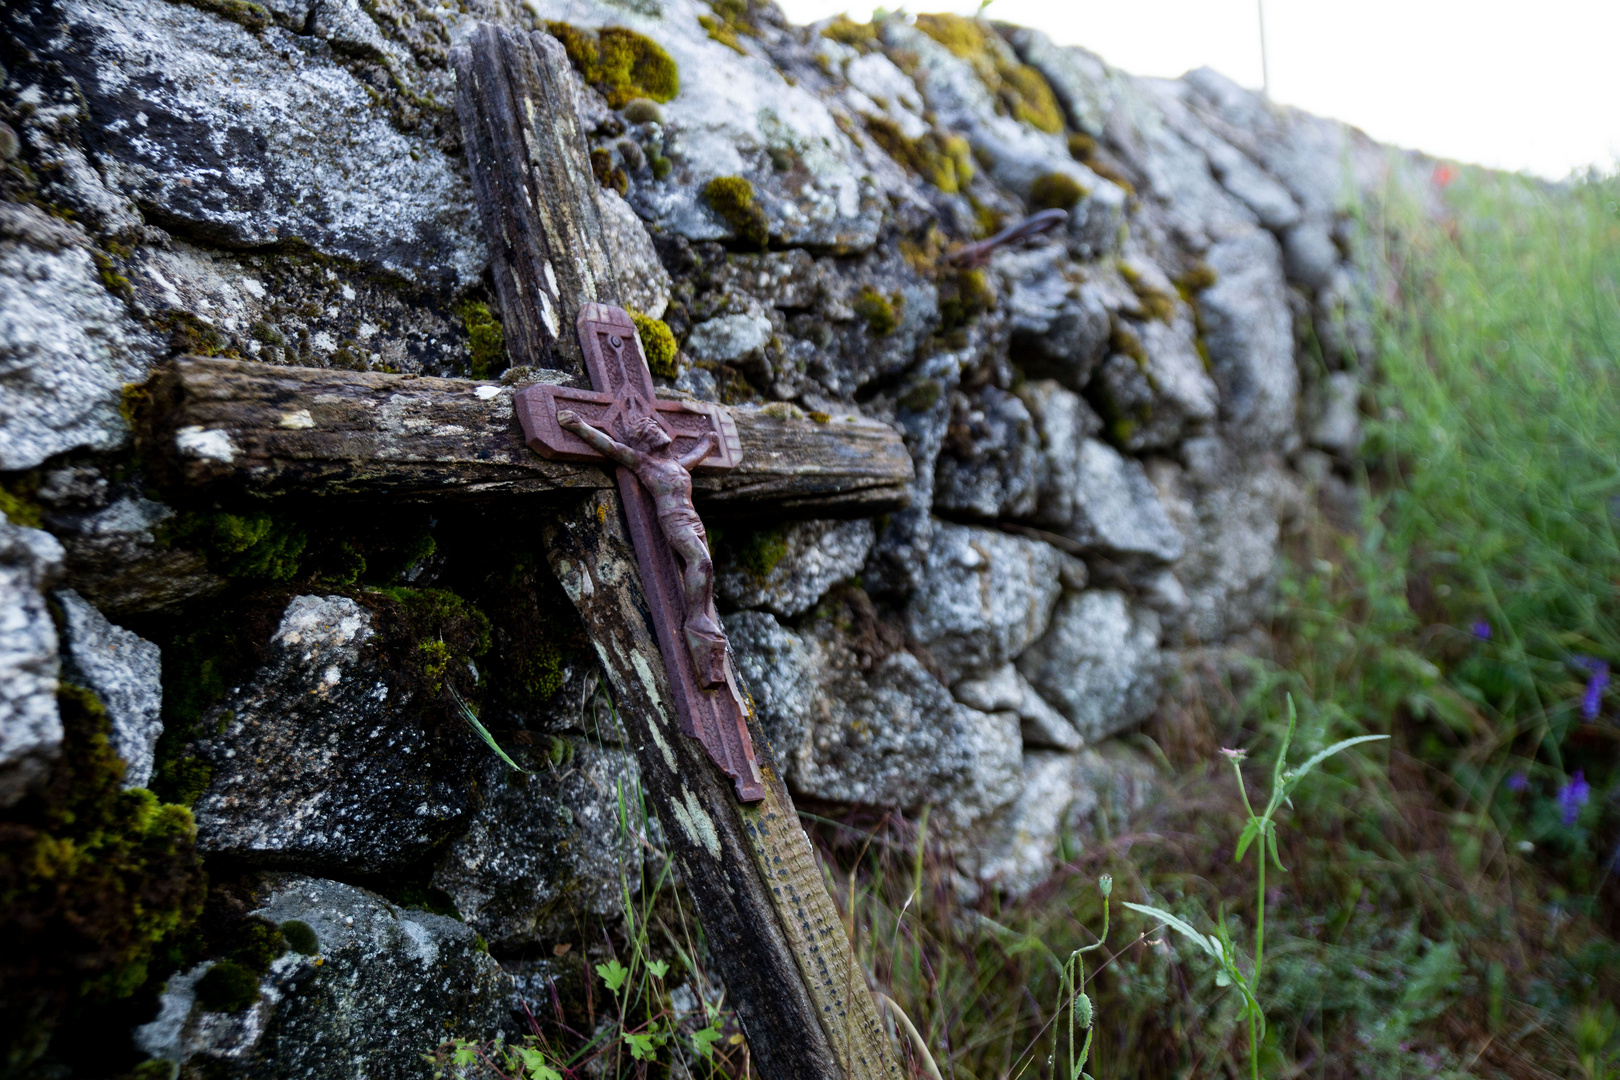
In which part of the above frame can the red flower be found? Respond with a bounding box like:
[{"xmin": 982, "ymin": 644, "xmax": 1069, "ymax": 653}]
[{"xmin": 1433, "ymin": 163, "xmax": 1458, "ymax": 187}]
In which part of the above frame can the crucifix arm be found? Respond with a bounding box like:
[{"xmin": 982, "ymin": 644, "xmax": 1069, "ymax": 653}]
[
  {"xmin": 675, "ymin": 431, "xmax": 718, "ymax": 472},
  {"xmin": 557, "ymin": 410, "xmax": 639, "ymax": 468}
]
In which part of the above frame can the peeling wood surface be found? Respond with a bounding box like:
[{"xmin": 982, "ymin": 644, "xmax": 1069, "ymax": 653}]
[
  {"xmin": 451, "ymin": 24, "xmax": 615, "ymax": 374},
  {"xmin": 544, "ymin": 490, "xmax": 900, "ymax": 1080},
  {"xmin": 136, "ymin": 358, "xmax": 913, "ymax": 516}
]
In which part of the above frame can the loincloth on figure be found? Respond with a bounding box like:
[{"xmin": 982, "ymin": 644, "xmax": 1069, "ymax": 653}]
[{"xmin": 657, "ymin": 504, "xmax": 708, "ymax": 549}]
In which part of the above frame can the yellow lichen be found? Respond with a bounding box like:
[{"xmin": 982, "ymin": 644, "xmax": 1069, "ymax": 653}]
[
  {"xmin": 698, "ymin": 0, "xmax": 758, "ymax": 55},
  {"xmin": 913, "ymin": 14, "xmax": 1064, "ymax": 135},
  {"xmin": 545, "ymin": 22, "xmax": 678, "ymax": 107},
  {"xmin": 820, "ymin": 14, "xmax": 877, "ymax": 48},
  {"xmin": 862, "ymin": 116, "xmax": 974, "ymax": 194}
]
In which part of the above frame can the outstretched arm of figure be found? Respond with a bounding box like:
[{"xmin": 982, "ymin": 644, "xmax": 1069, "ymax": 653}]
[
  {"xmin": 676, "ymin": 431, "xmax": 719, "ymax": 471},
  {"xmin": 557, "ymin": 410, "xmax": 639, "ymax": 468}
]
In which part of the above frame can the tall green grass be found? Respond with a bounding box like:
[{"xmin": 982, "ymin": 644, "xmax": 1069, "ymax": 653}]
[{"xmin": 811, "ymin": 167, "xmax": 1620, "ymax": 1080}]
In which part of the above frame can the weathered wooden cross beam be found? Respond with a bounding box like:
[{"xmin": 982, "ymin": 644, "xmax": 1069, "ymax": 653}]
[{"xmin": 132, "ymin": 21, "xmax": 906, "ymax": 1080}]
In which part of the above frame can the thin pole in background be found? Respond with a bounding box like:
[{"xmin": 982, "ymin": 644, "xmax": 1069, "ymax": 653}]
[{"xmin": 1257, "ymin": 0, "xmax": 1272, "ymax": 98}]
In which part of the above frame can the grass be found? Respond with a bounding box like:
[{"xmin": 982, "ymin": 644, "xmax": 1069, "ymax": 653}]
[
  {"xmin": 804, "ymin": 166, "xmax": 1620, "ymax": 1080},
  {"xmin": 426, "ymin": 167, "xmax": 1620, "ymax": 1080}
]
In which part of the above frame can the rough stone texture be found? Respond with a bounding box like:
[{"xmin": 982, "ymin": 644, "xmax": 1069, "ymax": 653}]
[
  {"xmin": 432, "ymin": 740, "xmax": 642, "ymax": 950},
  {"xmin": 932, "ymin": 385, "xmax": 1041, "ymax": 520},
  {"xmin": 727, "ymin": 609, "xmax": 817, "ymax": 764},
  {"xmin": 0, "ymin": 203, "xmax": 160, "ymax": 471},
  {"xmin": 44, "ymin": 494, "xmax": 224, "ymax": 617},
  {"xmin": 1000, "ymin": 247, "xmax": 1111, "ymax": 391},
  {"xmin": 1018, "ymin": 590, "xmax": 1162, "ymax": 743},
  {"xmin": 798, "ymin": 645, "xmax": 1021, "ymax": 832},
  {"xmin": 135, "ymin": 875, "xmax": 508, "ymax": 1079},
  {"xmin": 1063, "ymin": 439, "xmax": 1185, "ymax": 563},
  {"xmin": 951, "ymin": 663, "xmax": 1081, "ymax": 751},
  {"xmin": 1202, "ymin": 230, "xmax": 1299, "ymax": 451},
  {"xmin": 56, "ymin": 588, "xmax": 162, "ymax": 788},
  {"xmin": 0, "ymin": 514, "xmax": 65, "ymax": 807},
  {"xmin": 600, "ymin": 188, "xmax": 673, "ymax": 319},
  {"xmin": 0, "ymin": 0, "xmax": 1436, "ymax": 1040},
  {"xmin": 191, "ymin": 596, "xmax": 470, "ymax": 874},
  {"xmin": 904, "ymin": 521, "xmax": 1063, "ymax": 684},
  {"xmin": 8, "ymin": 0, "xmax": 486, "ymax": 290},
  {"xmin": 716, "ymin": 517, "xmax": 875, "ymax": 618},
  {"xmin": 533, "ymin": 0, "xmax": 885, "ymax": 252}
]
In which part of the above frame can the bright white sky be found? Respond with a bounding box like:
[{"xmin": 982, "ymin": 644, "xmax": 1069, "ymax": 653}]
[{"xmin": 773, "ymin": 0, "xmax": 1620, "ymax": 180}]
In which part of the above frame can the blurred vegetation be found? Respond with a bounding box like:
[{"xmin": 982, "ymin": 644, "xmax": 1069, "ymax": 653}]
[{"xmin": 806, "ymin": 167, "xmax": 1620, "ymax": 1080}]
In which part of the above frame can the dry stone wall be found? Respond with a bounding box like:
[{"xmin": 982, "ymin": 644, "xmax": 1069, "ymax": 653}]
[{"xmin": 0, "ymin": 0, "xmax": 1423, "ymax": 1074}]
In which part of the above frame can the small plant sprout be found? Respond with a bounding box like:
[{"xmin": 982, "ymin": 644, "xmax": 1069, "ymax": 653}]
[
  {"xmin": 1056, "ymin": 874, "xmax": 1112, "ymax": 1080},
  {"xmin": 1125, "ymin": 695, "xmax": 1389, "ymax": 1080}
]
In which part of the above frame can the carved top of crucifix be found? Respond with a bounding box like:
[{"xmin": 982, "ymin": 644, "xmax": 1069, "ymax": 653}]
[{"xmin": 515, "ymin": 304, "xmax": 765, "ymax": 803}]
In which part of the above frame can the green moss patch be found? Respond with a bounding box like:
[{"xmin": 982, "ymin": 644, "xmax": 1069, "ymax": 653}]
[
  {"xmin": 370, "ymin": 586, "xmax": 491, "ymax": 697},
  {"xmin": 630, "ymin": 310, "xmax": 679, "ymax": 377},
  {"xmin": 195, "ymin": 960, "xmax": 261, "ymax": 1013},
  {"xmin": 938, "ymin": 268, "xmax": 992, "ymax": 332},
  {"xmin": 280, "ymin": 919, "xmax": 320, "ymax": 956},
  {"xmin": 545, "ymin": 22, "xmax": 678, "ymax": 107},
  {"xmin": 820, "ymin": 14, "xmax": 878, "ymax": 48},
  {"xmin": 161, "ymin": 0, "xmax": 270, "ymax": 31},
  {"xmin": 0, "ymin": 686, "xmax": 207, "ymax": 1070},
  {"xmin": 854, "ymin": 285, "xmax": 901, "ymax": 335},
  {"xmin": 457, "ymin": 300, "xmax": 506, "ymax": 380},
  {"xmin": 1029, "ymin": 171, "xmax": 1087, "ymax": 211},
  {"xmin": 165, "ymin": 510, "xmax": 307, "ymax": 581},
  {"xmin": 703, "ymin": 175, "xmax": 770, "ymax": 249},
  {"xmin": 913, "ymin": 14, "xmax": 1064, "ymax": 134}
]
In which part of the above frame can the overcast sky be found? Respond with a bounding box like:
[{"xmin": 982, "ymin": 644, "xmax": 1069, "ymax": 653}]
[{"xmin": 773, "ymin": 0, "xmax": 1620, "ymax": 180}]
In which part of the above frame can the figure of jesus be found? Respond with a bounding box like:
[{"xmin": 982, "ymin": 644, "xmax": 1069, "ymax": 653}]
[{"xmin": 556, "ymin": 409, "xmax": 730, "ymax": 687}]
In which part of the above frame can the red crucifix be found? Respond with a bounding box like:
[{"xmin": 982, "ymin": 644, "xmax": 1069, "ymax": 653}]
[{"xmin": 515, "ymin": 303, "xmax": 765, "ymax": 802}]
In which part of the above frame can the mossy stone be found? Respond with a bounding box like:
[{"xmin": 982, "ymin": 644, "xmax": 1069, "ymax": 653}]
[
  {"xmin": 280, "ymin": 919, "xmax": 320, "ymax": 956},
  {"xmin": 898, "ymin": 378, "xmax": 943, "ymax": 413},
  {"xmin": 458, "ymin": 300, "xmax": 506, "ymax": 380},
  {"xmin": 820, "ymin": 14, "xmax": 877, "ymax": 48},
  {"xmin": 703, "ymin": 175, "xmax": 769, "ymax": 249},
  {"xmin": 1029, "ymin": 172, "xmax": 1087, "ymax": 211},
  {"xmin": 195, "ymin": 960, "xmax": 261, "ymax": 1014},
  {"xmin": 854, "ymin": 285, "xmax": 900, "ymax": 336},
  {"xmin": 630, "ymin": 310, "xmax": 679, "ymax": 377},
  {"xmin": 229, "ymin": 917, "xmax": 286, "ymax": 974},
  {"xmin": 863, "ymin": 116, "xmax": 974, "ymax": 194},
  {"xmin": 622, "ymin": 98, "xmax": 663, "ymax": 124},
  {"xmin": 0, "ymin": 686, "xmax": 206, "ymax": 1069},
  {"xmin": 546, "ymin": 23, "xmax": 678, "ymax": 107},
  {"xmin": 913, "ymin": 14, "xmax": 1064, "ymax": 134}
]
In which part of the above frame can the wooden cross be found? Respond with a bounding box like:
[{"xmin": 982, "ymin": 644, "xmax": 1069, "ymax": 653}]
[
  {"xmin": 517, "ymin": 302, "xmax": 764, "ymax": 801},
  {"xmin": 133, "ymin": 22, "xmax": 908, "ymax": 1080}
]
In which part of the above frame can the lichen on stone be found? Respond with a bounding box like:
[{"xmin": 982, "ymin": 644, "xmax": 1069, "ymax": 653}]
[
  {"xmin": 702, "ymin": 176, "xmax": 770, "ymax": 249},
  {"xmin": 1029, "ymin": 172, "xmax": 1087, "ymax": 211},
  {"xmin": 913, "ymin": 14, "xmax": 1065, "ymax": 134},
  {"xmin": 1119, "ymin": 263, "xmax": 1177, "ymax": 322},
  {"xmin": 545, "ymin": 22, "xmax": 679, "ymax": 108},
  {"xmin": 630, "ymin": 309, "xmax": 679, "ymax": 377}
]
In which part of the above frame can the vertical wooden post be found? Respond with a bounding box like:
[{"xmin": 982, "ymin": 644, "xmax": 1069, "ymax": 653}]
[
  {"xmin": 452, "ymin": 24, "xmax": 618, "ymax": 374},
  {"xmin": 453, "ymin": 23, "xmax": 901, "ymax": 1080}
]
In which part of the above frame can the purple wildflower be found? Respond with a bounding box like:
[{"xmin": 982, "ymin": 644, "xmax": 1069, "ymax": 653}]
[
  {"xmin": 1219, "ymin": 747, "xmax": 1247, "ymax": 763},
  {"xmin": 1575, "ymin": 657, "xmax": 1609, "ymax": 720},
  {"xmin": 1471, "ymin": 620, "xmax": 1492, "ymax": 641},
  {"xmin": 1557, "ymin": 771, "xmax": 1590, "ymax": 827},
  {"xmin": 1506, "ymin": 771, "xmax": 1529, "ymax": 793}
]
